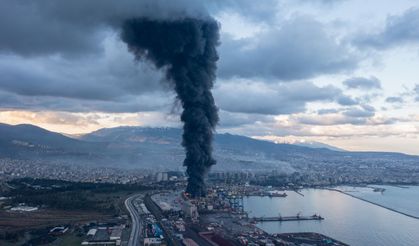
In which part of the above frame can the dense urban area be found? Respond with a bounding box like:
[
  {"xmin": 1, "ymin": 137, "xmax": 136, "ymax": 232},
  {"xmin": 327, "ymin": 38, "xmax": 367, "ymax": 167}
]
[
  {"xmin": 2, "ymin": 154, "xmax": 419, "ymax": 245},
  {"xmin": 2, "ymin": 156, "xmax": 419, "ymax": 186}
]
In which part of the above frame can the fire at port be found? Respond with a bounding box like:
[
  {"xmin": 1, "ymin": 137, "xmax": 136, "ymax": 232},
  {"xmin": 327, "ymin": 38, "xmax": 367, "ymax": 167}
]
[{"xmin": 121, "ymin": 17, "xmax": 220, "ymax": 198}]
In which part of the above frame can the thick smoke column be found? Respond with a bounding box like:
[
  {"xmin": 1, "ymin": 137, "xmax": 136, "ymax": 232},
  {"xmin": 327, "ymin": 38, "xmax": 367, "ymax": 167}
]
[{"xmin": 121, "ymin": 17, "xmax": 219, "ymax": 197}]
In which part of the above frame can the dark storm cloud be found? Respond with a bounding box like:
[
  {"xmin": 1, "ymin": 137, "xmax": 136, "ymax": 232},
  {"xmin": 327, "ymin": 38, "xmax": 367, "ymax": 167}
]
[
  {"xmin": 0, "ymin": 0, "xmax": 382, "ymax": 132},
  {"xmin": 0, "ymin": 42, "xmax": 173, "ymax": 113},
  {"xmin": 0, "ymin": 1, "xmax": 103, "ymax": 56},
  {"xmin": 0, "ymin": 0, "xmax": 356, "ymax": 118},
  {"xmin": 218, "ymin": 110, "xmax": 275, "ymax": 128},
  {"xmin": 210, "ymin": 0, "xmax": 279, "ymax": 22},
  {"xmin": 0, "ymin": 58, "xmax": 118, "ymax": 100},
  {"xmin": 212, "ymin": 0, "xmax": 345, "ymax": 24},
  {"xmin": 354, "ymin": 8, "xmax": 419, "ymax": 49},
  {"xmin": 0, "ymin": 1, "xmax": 187, "ymax": 115},
  {"xmin": 0, "ymin": 0, "xmax": 360, "ymax": 115},
  {"xmin": 298, "ymin": 0, "xmax": 345, "ymax": 4},
  {"xmin": 0, "ymin": 0, "xmax": 209, "ymax": 56},
  {"xmin": 218, "ymin": 16, "xmax": 357, "ymax": 81},
  {"xmin": 415, "ymin": 84, "xmax": 419, "ymax": 101},
  {"xmin": 0, "ymin": 45, "xmax": 167, "ymax": 100},
  {"xmin": 297, "ymin": 105, "xmax": 379, "ymax": 126},
  {"xmin": 297, "ymin": 105, "xmax": 399, "ymax": 127},
  {"xmin": 0, "ymin": 90, "xmax": 171, "ymax": 113},
  {"xmin": 343, "ymin": 105, "xmax": 375, "ymax": 118},
  {"xmin": 318, "ymin": 108, "xmax": 339, "ymax": 115},
  {"xmin": 337, "ymin": 95, "xmax": 358, "ymax": 106},
  {"xmin": 0, "ymin": 0, "xmax": 284, "ymax": 56},
  {"xmin": 215, "ymin": 81, "xmax": 353, "ymax": 115},
  {"xmin": 296, "ymin": 114, "xmax": 398, "ymax": 127},
  {"xmin": 343, "ymin": 76, "xmax": 382, "ymax": 90},
  {"xmin": 385, "ymin": 96, "xmax": 404, "ymax": 104},
  {"xmin": 297, "ymin": 115, "xmax": 367, "ymax": 125}
]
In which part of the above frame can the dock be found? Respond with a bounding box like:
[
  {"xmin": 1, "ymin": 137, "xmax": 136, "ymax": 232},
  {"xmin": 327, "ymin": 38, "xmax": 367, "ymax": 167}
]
[
  {"xmin": 252, "ymin": 214, "xmax": 324, "ymax": 222},
  {"xmin": 244, "ymin": 192, "xmax": 287, "ymax": 198}
]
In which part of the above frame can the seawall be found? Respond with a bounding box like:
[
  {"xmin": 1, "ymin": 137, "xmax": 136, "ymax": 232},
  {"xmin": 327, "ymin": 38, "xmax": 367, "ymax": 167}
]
[{"xmin": 327, "ymin": 188, "xmax": 419, "ymax": 220}]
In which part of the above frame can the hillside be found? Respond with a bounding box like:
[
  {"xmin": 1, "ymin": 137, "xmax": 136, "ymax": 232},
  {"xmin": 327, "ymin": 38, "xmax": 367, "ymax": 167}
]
[
  {"xmin": 0, "ymin": 123, "xmax": 103, "ymax": 160},
  {"xmin": 0, "ymin": 124, "xmax": 417, "ymax": 172}
]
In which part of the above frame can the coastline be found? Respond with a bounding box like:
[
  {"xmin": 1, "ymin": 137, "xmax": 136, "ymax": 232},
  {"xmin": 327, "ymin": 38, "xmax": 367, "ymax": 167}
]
[{"xmin": 327, "ymin": 188, "xmax": 419, "ymax": 220}]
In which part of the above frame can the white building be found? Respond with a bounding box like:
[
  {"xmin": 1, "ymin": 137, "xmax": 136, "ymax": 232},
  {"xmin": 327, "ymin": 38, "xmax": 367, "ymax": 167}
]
[
  {"xmin": 182, "ymin": 201, "xmax": 198, "ymax": 221},
  {"xmin": 144, "ymin": 238, "xmax": 163, "ymax": 245}
]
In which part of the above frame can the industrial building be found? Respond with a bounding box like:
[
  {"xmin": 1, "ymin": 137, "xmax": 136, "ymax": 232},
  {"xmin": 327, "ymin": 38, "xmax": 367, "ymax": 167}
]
[
  {"xmin": 181, "ymin": 200, "xmax": 198, "ymax": 221},
  {"xmin": 82, "ymin": 226, "xmax": 123, "ymax": 245}
]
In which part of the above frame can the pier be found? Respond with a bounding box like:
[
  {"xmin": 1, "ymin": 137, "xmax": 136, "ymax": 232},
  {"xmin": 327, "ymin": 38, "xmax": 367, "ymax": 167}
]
[
  {"xmin": 244, "ymin": 192, "xmax": 287, "ymax": 198},
  {"xmin": 252, "ymin": 214, "xmax": 324, "ymax": 222}
]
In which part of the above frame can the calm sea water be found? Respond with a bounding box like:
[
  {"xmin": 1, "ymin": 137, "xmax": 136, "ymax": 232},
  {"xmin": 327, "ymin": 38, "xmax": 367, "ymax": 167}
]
[
  {"xmin": 243, "ymin": 188, "xmax": 419, "ymax": 246},
  {"xmin": 336, "ymin": 185, "xmax": 419, "ymax": 218}
]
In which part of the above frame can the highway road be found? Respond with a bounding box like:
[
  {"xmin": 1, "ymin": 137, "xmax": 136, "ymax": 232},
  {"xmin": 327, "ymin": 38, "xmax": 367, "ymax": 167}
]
[{"xmin": 125, "ymin": 194, "xmax": 143, "ymax": 246}]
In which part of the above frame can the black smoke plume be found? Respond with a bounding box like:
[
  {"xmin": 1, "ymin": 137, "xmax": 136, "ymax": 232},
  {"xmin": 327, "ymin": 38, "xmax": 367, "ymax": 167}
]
[{"xmin": 121, "ymin": 17, "xmax": 220, "ymax": 197}]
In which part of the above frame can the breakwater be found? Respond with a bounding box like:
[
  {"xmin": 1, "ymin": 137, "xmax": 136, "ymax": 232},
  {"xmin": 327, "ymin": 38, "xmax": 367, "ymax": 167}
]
[{"xmin": 328, "ymin": 188, "xmax": 419, "ymax": 220}]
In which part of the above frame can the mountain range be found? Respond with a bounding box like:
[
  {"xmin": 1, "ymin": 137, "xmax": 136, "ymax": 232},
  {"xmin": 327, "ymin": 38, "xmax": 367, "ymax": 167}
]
[
  {"xmin": 0, "ymin": 123, "xmax": 417, "ymax": 172},
  {"xmin": 291, "ymin": 140, "xmax": 346, "ymax": 152}
]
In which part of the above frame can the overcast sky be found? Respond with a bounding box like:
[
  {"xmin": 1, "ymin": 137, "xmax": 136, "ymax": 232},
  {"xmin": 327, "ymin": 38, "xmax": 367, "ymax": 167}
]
[{"xmin": 1, "ymin": 0, "xmax": 418, "ymax": 154}]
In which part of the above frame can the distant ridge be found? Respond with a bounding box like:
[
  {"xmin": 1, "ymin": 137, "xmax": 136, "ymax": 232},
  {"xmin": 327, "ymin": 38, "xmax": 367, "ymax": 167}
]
[
  {"xmin": 291, "ymin": 140, "xmax": 346, "ymax": 152},
  {"xmin": 0, "ymin": 123, "xmax": 417, "ymax": 171},
  {"xmin": 0, "ymin": 123, "xmax": 102, "ymax": 157}
]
